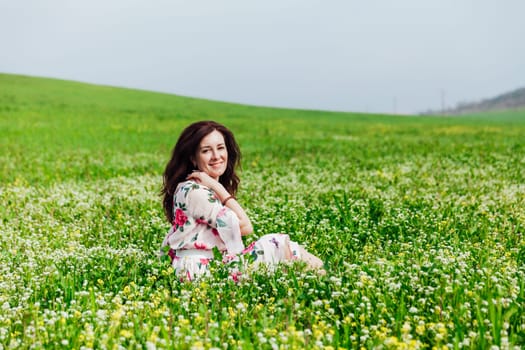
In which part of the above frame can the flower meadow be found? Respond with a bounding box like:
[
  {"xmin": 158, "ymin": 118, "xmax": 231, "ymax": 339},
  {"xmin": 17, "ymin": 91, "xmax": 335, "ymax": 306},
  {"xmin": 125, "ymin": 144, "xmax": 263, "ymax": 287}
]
[{"xmin": 1, "ymin": 74, "xmax": 525, "ymax": 349}]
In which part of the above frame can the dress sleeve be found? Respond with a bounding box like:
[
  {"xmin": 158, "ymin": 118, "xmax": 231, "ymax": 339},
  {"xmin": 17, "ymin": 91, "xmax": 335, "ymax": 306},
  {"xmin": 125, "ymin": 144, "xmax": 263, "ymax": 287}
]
[{"xmin": 186, "ymin": 186, "xmax": 245, "ymax": 255}]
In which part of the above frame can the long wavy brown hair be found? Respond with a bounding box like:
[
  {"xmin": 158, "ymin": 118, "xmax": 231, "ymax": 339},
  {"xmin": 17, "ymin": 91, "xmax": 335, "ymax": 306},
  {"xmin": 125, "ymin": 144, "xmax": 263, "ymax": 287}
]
[{"xmin": 161, "ymin": 121, "xmax": 241, "ymax": 223}]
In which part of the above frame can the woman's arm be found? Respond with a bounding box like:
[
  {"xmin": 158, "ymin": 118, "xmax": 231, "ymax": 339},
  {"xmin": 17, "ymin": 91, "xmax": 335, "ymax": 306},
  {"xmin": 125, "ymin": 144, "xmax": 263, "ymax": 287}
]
[{"xmin": 187, "ymin": 172, "xmax": 253, "ymax": 236}]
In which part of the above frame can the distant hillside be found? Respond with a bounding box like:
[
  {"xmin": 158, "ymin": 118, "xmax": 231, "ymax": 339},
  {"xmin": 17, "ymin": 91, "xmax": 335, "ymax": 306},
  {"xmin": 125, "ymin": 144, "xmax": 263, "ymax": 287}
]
[{"xmin": 422, "ymin": 87, "xmax": 525, "ymax": 115}]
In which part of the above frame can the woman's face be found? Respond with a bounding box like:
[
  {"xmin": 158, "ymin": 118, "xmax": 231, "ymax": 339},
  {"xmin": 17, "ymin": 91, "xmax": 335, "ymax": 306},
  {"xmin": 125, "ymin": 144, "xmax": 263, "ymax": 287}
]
[{"xmin": 194, "ymin": 130, "xmax": 228, "ymax": 180}]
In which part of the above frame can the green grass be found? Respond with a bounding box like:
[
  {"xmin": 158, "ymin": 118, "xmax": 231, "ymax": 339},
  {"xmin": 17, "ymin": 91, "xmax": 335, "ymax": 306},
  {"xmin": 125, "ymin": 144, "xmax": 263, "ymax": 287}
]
[{"xmin": 1, "ymin": 73, "xmax": 525, "ymax": 349}]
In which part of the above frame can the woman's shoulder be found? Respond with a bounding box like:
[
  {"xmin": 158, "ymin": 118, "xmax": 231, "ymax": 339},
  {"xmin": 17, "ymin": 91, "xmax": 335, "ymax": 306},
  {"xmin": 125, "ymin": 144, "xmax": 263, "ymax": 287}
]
[
  {"xmin": 177, "ymin": 180, "xmax": 198, "ymax": 191},
  {"xmin": 176, "ymin": 180, "xmax": 213, "ymax": 196},
  {"xmin": 177, "ymin": 180, "xmax": 220, "ymax": 207}
]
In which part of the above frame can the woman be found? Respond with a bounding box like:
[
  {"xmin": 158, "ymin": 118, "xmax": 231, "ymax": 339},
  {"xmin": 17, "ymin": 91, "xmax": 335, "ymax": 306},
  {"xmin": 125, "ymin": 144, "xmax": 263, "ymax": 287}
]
[{"xmin": 160, "ymin": 121, "xmax": 324, "ymax": 281}]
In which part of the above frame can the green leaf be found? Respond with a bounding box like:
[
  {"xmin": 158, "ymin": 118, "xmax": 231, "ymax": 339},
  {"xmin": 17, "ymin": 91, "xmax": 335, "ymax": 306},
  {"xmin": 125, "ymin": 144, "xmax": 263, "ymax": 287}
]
[{"xmin": 212, "ymin": 247, "xmax": 222, "ymax": 260}]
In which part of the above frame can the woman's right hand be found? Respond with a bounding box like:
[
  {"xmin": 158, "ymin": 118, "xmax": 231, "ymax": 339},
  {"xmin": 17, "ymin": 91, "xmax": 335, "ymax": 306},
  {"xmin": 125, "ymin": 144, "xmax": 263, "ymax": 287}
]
[{"xmin": 186, "ymin": 171, "xmax": 221, "ymax": 192}]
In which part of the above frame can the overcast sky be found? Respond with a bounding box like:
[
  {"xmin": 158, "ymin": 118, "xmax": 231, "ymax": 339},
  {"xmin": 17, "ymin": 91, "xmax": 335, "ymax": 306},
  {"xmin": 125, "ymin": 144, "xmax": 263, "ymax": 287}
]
[{"xmin": 2, "ymin": 0, "xmax": 524, "ymax": 114}]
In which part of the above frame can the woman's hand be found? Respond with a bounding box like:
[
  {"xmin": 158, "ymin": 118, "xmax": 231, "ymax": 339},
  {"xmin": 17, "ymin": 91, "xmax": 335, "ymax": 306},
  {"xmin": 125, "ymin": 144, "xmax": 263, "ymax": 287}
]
[{"xmin": 186, "ymin": 171, "xmax": 220, "ymax": 191}]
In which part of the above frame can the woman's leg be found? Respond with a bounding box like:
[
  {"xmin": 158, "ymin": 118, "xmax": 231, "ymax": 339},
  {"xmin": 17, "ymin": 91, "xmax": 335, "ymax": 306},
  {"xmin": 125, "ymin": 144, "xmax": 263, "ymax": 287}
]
[{"xmin": 297, "ymin": 246, "xmax": 325, "ymax": 274}]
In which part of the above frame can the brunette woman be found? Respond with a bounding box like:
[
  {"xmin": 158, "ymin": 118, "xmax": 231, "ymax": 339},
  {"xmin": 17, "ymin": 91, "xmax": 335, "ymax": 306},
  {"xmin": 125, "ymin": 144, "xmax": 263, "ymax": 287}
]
[{"xmin": 161, "ymin": 121, "xmax": 324, "ymax": 280}]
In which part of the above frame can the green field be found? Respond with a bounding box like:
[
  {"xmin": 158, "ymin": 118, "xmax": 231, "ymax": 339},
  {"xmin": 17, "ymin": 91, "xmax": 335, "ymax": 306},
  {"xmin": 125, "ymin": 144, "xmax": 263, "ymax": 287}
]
[{"xmin": 1, "ymin": 73, "xmax": 524, "ymax": 349}]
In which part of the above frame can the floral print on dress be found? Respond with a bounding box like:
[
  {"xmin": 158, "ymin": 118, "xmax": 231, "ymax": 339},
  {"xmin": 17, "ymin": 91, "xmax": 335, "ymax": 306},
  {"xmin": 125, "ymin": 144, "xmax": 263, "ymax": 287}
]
[
  {"xmin": 173, "ymin": 208, "xmax": 190, "ymax": 231},
  {"xmin": 194, "ymin": 242, "xmax": 207, "ymax": 250},
  {"xmin": 161, "ymin": 180, "xmax": 242, "ymax": 260}
]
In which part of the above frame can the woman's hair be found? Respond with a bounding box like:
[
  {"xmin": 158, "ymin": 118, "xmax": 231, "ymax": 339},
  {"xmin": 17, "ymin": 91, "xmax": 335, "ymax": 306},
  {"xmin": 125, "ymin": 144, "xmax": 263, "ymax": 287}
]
[{"xmin": 161, "ymin": 120, "xmax": 241, "ymax": 223}]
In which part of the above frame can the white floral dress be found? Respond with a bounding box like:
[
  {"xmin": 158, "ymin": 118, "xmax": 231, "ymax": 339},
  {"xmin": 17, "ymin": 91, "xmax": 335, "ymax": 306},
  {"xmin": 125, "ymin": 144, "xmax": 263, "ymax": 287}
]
[{"xmin": 161, "ymin": 180, "xmax": 300, "ymax": 281}]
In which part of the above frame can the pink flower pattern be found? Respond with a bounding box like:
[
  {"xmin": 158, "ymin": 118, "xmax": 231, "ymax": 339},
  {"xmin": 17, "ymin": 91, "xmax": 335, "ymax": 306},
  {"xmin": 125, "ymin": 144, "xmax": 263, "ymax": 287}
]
[
  {"xmin": 194, "ymin": 242, "xmax": 207, "ymax": 250},
  {"xmin": 173, "ymin": 208, "xmax": 188, "ymax": 229},
  {"xmin": 195, "ymin": 218, "xmax": 208, "ymax": 225}
]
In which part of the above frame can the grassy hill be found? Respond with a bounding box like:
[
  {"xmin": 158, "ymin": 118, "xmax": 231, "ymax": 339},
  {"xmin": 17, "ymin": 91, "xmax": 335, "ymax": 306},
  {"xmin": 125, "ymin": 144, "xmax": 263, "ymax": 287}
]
[
  {"xmin": 2, "ymin": 73, "xmax": 524, "ymax": 185},
  {"xmin": 1, "ymin": 73, "xmax": 525, "ymax": 348}
]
